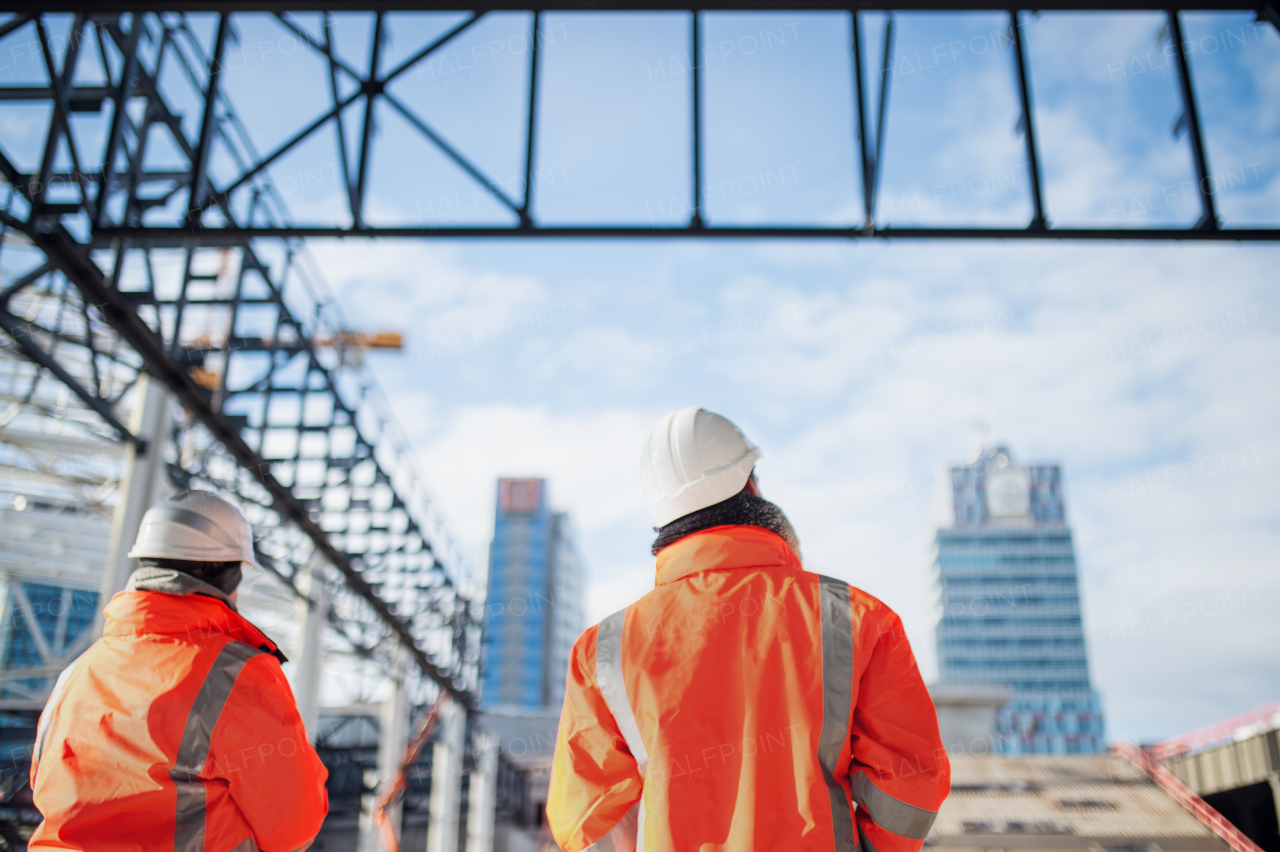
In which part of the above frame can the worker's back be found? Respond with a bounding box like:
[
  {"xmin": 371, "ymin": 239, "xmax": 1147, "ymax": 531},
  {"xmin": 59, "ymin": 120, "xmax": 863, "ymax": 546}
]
[
  {"xmin": 30, "ymin": 588, "xmax": 329, "ymax": 852},
  {"xmin": 548, "ymin": 524, "xmax": 949, "ymax": 852}
]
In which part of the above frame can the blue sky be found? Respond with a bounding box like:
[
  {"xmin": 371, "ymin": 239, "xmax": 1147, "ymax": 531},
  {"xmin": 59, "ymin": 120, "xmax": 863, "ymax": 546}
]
[{"xmin": 2, "ymin": 10, "xmax": 1278, "ymax": 742}]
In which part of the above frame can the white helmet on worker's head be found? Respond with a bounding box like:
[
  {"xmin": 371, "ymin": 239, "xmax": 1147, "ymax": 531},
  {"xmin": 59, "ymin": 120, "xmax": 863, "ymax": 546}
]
[
  {"xmin": 128, "ymin": 490, "xmax": 262, "ymax": 572},
  {"xmin": 640, "ymin": 407, "xmax": 762, "ymax": 528}
]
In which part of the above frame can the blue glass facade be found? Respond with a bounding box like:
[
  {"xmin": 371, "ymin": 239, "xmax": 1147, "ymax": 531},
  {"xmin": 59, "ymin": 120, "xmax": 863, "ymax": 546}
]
[
  {"xmin": 482, "ymin": 478, "xmax": 584, "ymax": 709},
  {"xmin": 933, "ymin": 446, "xmax": 1105, "ymax": 754},
  {"xmin": 0, "ymin": 581, "xmax": 100, "ymax": 699},
  {"xmin": 2, "ymin": 583, "xmax": 100, "ymax": 669}
]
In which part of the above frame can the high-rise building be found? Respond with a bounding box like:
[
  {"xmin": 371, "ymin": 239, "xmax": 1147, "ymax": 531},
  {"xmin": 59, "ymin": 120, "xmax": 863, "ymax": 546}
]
[
  {"xmin": 482, "ymin": 478, "xmax": 585, "ymax": 709},
  {"xmin": 0, "ymin": 497, "xmax": 106, "ymax": 703},
  {"xmin": 930, "ymin": 444, "xmax": 1105, "ymax": 755}
]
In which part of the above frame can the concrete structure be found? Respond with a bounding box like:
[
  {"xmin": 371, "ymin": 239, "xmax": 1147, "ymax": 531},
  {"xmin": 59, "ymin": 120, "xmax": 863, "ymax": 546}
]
[
  {"xmin": 930, "ymin": 443, "xmax": 1105, "ymax": 754},
  {"xmin": 482, "ymin": 478, "xmax": 585, "ymax": 709},
  {"xmin": 478, "ymin": 707, "xmax": 561, "ymax": 852},
  {"xmin": 933, "ymin": 753, "xmax": 1228, "ymax": 852},
  {"xmin": 99, "ymin": 374, "xmax": 173, "ymax": 613},
  {"xmin": 1161, "ymin": 705, "xmax": 1280, "ymax": 852},
  {"xmin": 932, "ymin": 683, "xmax": 1014, "ymax": 756},
  {"xmin": 466, "ymin": 727, "xmax": 501, "ymax": 852}
]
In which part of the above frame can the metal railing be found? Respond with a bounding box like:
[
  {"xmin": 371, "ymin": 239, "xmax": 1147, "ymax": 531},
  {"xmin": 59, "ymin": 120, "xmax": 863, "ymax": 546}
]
[
  {"xmin": 1148, "ymin": 700, "xmax": 1280, "ymax": 761},
  {"xmin": 1111, "ymin": 741, "xmax": 1266, "ymax": 852}
]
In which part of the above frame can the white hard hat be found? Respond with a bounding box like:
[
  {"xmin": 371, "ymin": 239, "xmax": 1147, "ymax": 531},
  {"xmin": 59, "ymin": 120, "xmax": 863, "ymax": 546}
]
[
  {"xmin": 128, "ymin": 490, "xmax": 262, "ymax": 571},
  {"xmin": 640, "ymin": 407, "xmax": 762, "ymax": 527}
]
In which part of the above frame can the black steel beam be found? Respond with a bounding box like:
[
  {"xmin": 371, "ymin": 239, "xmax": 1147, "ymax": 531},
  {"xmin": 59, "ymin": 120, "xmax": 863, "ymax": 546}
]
[
  {"xmin": 690, "ymin": 11, "xmax": 704, "ymax": 228},
  {"xmin": 852, "ymin": 13, "xmax": 874, "ymax": 232},
  {"xmin": 380, "ymin": 93, "xmax": 525, "ymax": 215},
  {"xmin": 1009, "ymin": 11, "xmax": 1046, "ymax": 229},
  {"xmin": 90, "ymin": 225, "xmax": 1280, "ymax": 242},
  {"xmin": 0, "ymin": 266, "xmax": 147, "ymax": 450},
  {"xmin": 1168, "ymin": 10, "xmax": 1219, "ymax": 230},
  {"xmin": 873, "ymin": 12, "xmax": 894, "ymax": 220},
  {"xmin": 321, "ymin": 13, "xmax": 358, "ymax": 227},
  {"xmin": 196, "ymin": 9, "xmax": 489, "ymax": 223},
  {"xmin": 186, "ymin": 14, "xmax": 229, "ymax": 224},
  {"xmin": 520, "ymin": 10, "xmax": 541, "ymax": 227},
  {"xmin": 0, "ymin": 309, "xmax": 145, "ymax": 449},
  {"xmin": 380, "ymin": 10, "xmax": 487, "ymax": 85},
  {"xmin": 353, "ymin": 12, "xmax": 385, "ymax": 230},
  {"xmin": 97, "ymin": 19, "xmax": 150, "ymax": 228},
  {"xmin": 0, "ymin": 15, "xmax": 31, "ymax": 40},
  {"xmin": 1261, "ymin": 2, "xmax": 1280, "ymax": 30},
  {"xmin": 32, "ymin": 16, "xmax": 88, "ymax": 212},
  {"xmin": 4, "ymin": 2, "xmax": 1264, "ymax": 11}
]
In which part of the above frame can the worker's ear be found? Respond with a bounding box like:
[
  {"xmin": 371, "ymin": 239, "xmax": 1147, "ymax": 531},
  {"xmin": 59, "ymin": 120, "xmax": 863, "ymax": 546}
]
[{"xmin": 743, "ymin": 472, "xmax": 761, "ymax": 497}]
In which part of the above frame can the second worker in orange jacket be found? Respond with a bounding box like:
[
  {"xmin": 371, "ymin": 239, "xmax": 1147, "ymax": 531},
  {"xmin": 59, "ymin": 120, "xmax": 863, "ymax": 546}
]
[
  {"xmin": 547, "ymin": 408, "xmax": 950, "ymax": 852},
  {"xmin": 30, "ymin": 490, "xmax": 328, "ymax": 852}
]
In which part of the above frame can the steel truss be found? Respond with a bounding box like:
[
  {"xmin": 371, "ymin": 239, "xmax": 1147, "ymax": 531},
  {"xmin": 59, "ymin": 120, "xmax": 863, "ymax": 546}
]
[
  {"xmin": 0, "ymin": 7, "xmax": 489, "ymax": 705},
  {"xmin": 0, "ymin": 6, "xmax": 1277, "ymax": 243},
  {"xmin": 0, "ymin": 196, "xmax": 481, "ymax": 708}
]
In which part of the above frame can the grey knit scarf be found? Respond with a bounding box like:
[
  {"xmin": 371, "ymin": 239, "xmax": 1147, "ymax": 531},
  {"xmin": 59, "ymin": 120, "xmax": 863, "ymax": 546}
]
[
  {"xmin": 126, "ymin": 564, "xmax": 290, "ymax": 664},
  {"xmin": 127, "ymin": 563, "xmax": 239, "ymax": 611},
  {"xmin": 651, "ymin": 491, "xmax": 801, "ymax": 558}
]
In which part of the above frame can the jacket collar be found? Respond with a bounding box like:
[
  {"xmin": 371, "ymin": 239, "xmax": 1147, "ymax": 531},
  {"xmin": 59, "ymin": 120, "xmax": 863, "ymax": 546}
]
[
  {"xmin": 654, "ymin": 525, "xmax": 802, "ymax": 587},
  {"xmin": 126, "ymin": 565, "xmax": 237, "ymax": 610},
  {"xmin": 104, "ymin": 584, "xmax": 283, "ymax": 659}
]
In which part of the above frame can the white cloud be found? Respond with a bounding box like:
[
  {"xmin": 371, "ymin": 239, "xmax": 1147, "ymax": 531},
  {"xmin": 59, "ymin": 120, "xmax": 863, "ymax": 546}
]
[
  {"xmin": 405, "ymin": 402, "xmax": 660, "ymax": 620},
  {"xmin": 350, "ymin": 236, "xmax": 1280, "ymax": 743},
  {"xmin": 288, "ymin": 11, "xmax": 1280, "ymax": 743}
]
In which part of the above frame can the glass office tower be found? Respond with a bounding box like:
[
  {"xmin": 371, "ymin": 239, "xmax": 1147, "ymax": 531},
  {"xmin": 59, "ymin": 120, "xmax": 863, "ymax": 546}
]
[
  {"xmin": 931, "ymin": 444, "xmax": 1105, "ymax": 754},
  {"xmin": 482, "ymin": 478, "xmax": 585, "ymax": 709},
  {"xmin": 0, "ymin": 496, "xmax": 108, "ymax": 704}
]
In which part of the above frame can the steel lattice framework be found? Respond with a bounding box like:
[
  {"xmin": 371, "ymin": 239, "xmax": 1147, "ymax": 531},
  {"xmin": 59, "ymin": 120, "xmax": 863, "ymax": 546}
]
[
  {"xmin": 1, "ymin": 4, "xmax": 1277, "ymax": 241},
  {"xmin": 0, "ymin": 3, "xmax": 1276, "ymax": 709},
  {"xmin": 0, "ymin": 221, "xmax": 481, "ymax": 705}
]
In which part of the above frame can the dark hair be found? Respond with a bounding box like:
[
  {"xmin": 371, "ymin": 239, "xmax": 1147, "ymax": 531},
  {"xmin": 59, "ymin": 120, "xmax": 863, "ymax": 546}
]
[{"xmin": 140, "ymin": 558, "xmax": 243, "ymax": 594}]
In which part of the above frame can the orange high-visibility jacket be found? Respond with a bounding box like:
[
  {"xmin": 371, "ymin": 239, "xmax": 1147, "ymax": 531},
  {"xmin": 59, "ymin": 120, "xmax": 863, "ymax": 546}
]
[
  {"xmin": 29, "ymin": 589, "xmax": 329, "ymax": 852},
  {"xmin": 547, "ymin": 525, "xmax": 950, "ymax": 852}
]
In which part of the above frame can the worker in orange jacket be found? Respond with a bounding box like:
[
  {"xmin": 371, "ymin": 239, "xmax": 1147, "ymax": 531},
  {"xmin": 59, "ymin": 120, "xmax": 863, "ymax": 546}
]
[
  {"xmin": 548, "ymin": 408, "xmax": 950, "ymax": 852},
  {"xmin": 30, "ymin": 490, "xmax": 329, "ymax": 852}
]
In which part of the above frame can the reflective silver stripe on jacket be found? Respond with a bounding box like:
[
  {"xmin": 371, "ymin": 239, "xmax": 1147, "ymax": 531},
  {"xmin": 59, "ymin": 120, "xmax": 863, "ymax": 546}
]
[
  {"xmin": 594, "ymin": 608, "xmax": 646, "ymax": 852},
  {"xmin": 171, "ymin": 641, "xmax": 262, "ymax": 852},
  {"xmin": 596, "ymin": 607, "xmax": 648, "ymax": 775},
  {"xmin": 850, "ymin": 770, "xmax": 939, "ymax": 839},
  {"xmin": 817, "ymin": 575, "xmax": 860, "ymax": 852}
]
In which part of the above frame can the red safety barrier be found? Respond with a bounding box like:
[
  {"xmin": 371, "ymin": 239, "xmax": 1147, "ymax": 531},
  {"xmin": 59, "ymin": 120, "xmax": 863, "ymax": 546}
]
[
  {"xmin": 1111, "ymin": 742, "xmax": 1265, "ymax": 852},
  {"xmin": 1148, "ymin": 701, "xmax": 1280, "ymax": 762}
]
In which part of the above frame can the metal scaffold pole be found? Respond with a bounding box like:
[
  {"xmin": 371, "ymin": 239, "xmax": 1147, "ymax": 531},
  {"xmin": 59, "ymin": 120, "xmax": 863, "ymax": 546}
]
[
  {"xmin": 466, "ymin": 727, "xmax": 500, "ymax": 852},
  {"xmin": 98, "ymin": 373, "xmax": 173, "ymax": 622},
  {"xmin": 426, "ymin": 697, "xmax": 467, "ymax": 852},
  {"xmin": 373, "ymin": 645, "xmax": 412, "ymax": 850},
  {"xmin": 294, "ymin": 552, "xmax": 330, "ymax": 741}
]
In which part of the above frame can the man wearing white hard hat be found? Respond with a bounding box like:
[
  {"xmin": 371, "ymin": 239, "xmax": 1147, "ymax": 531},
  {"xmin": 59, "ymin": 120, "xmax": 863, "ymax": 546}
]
[
  {"xmin": 29, "ymin": 490, "xmax": 329, "ymax": 852},
  {"xmin": 547, "ymin": 408, "xmax": 949, "ymax": 852}
]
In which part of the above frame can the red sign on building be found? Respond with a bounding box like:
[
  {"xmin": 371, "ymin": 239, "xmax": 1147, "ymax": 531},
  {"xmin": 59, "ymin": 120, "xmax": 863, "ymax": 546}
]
[{"xmin": 501, "ymin": 478, "xmax": 543, "ymax": 513}]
